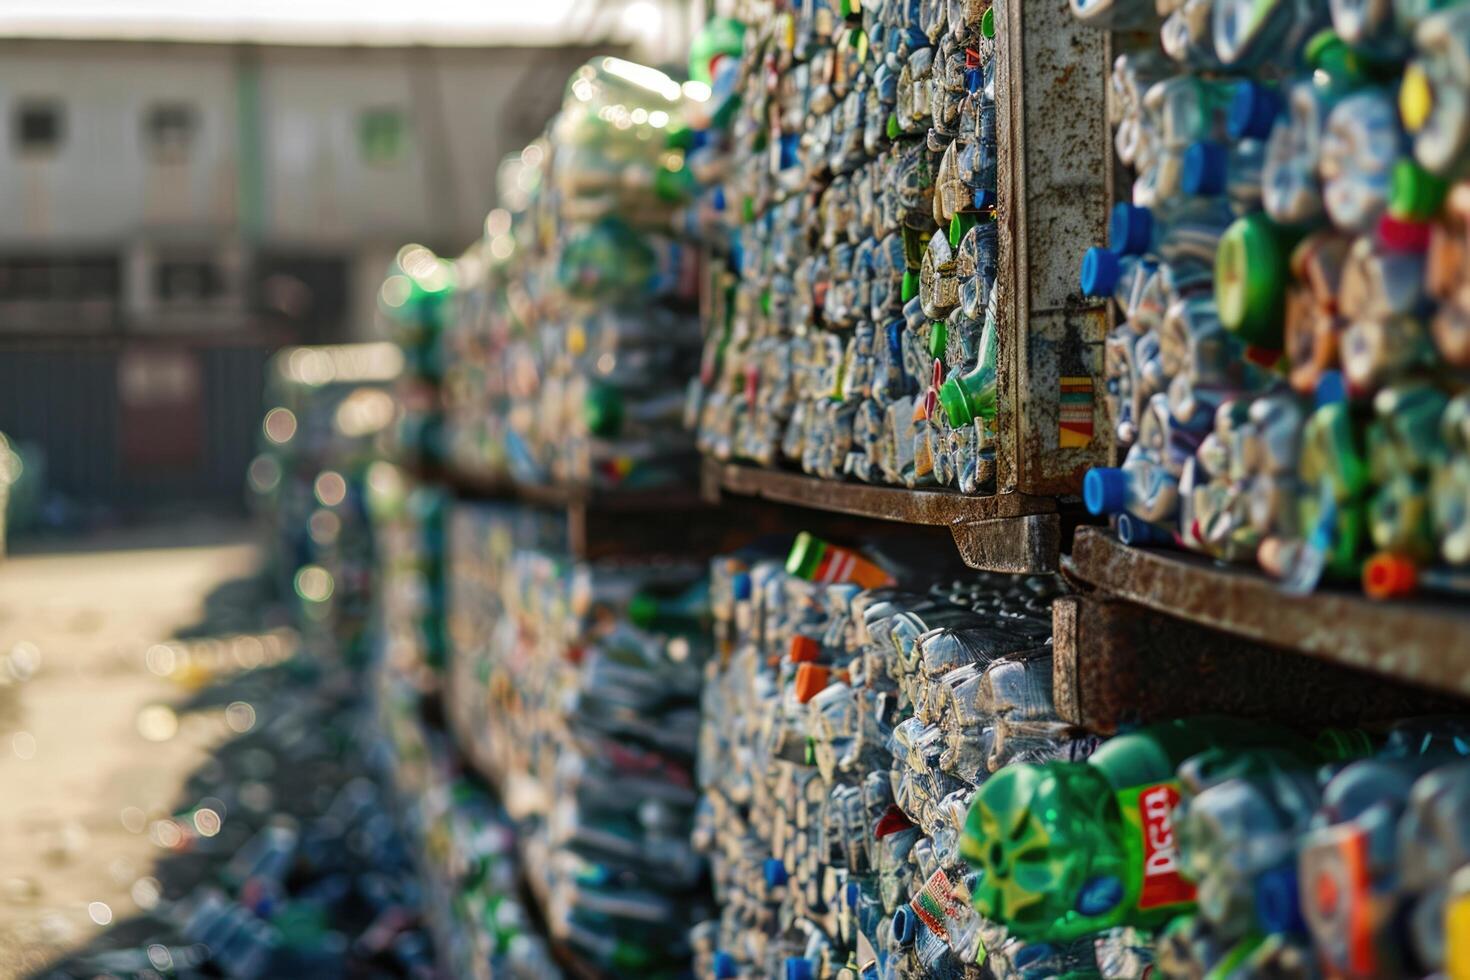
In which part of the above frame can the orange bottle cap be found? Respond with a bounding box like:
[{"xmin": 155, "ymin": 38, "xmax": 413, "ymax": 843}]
[
  {"xmin": 1364, "ymin": 552, "xmax": 1417, "ymax": 600},
  {"xmin": 789, "ymin": 635, "xmax": 822, "ymax": 663},
  {"xmin": 794, "ymin": 663, "xmax": 831, "ymax": 703}
]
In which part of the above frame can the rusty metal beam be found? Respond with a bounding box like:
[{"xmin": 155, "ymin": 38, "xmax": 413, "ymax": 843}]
[
  {"xmin": 1065, "ymin": 527, "xmax": 1470, "ymax": 699},
  {"xmin": 1053, "ymin": 594, "xmax": 1463, "ymax": 733},
  {"xmin": 705, "ymin": 458, "xmax": 1062, "ymax": 573},
  {"xmin": 951, "ymin": 512, "xmax": 1060, "ymax": 575}
]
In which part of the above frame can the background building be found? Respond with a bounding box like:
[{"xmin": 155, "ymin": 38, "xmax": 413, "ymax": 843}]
[{"xmin": 0, "ymin": 0, "xmax": 696, "ymax": 517}]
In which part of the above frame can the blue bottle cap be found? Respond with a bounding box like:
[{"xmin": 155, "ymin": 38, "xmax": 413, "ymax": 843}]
[
  {"xmin": 846, "ymin": 881, "xmax": 860, "ymax": 907},
  {"xmin": 763, "ymin": 857, "xmax": 788, "ymax": 887},
  {"xmin": 1315, "ymin": 369, "xmax": 1347, "ymax": 407},
  {"xmin": 711, "ymin": 186, "xmax": 727, "ymax": 212},
  {"xmin": 964, "ymin": 67, "xmax": 981, "ymax": 93},
  {"xmin": 784, "ymin": 958, "xmax": 814, "ymax": 980},
  {"xmin": 713, "ymin": 951, "xmax": 738, "ymax": 979},
  {"xmin": 886, "ymin": 320, "xmax": 905, "ymax": 357},
  {"xmin": 1228, "ymin": 82, "xmax": 1284, "ymax": 141},
  {"xmin": 1254, "ymin": 865, "xmax": 1305, "ymax": 935},
  {"xmin": 731, "ymin": 572, "xmax": 752, "ymax": 601},
  {"xmin": 1080, "ymin": 246, "xmax": 1122, "ymax": 297},
  {"xmin": 1116, "ymin": 512, "xmax": 1171, "ymax": 547},
  {"xmin": 779, "ymin": 133, "xmax": 800, "ymax": 169},
  {"xmin": 891, "ymin": 905, "xmax": 918, "ymax": 946},
  {"xmin": 1182, "ymin": 141, "xmax": 1229, "ymax": 196},
  {"xmin": 1109, "ymin": 202, "xmax": 1154, "ymax": 256},
  {"xmin": 1083, "ymin": 467, "xmax": 1129, "ymax": 516}
]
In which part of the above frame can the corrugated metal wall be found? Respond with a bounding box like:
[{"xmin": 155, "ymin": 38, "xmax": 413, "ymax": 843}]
[{"xmin": 0, "ymin": 339, "xmax": 272, "ymax": 514}]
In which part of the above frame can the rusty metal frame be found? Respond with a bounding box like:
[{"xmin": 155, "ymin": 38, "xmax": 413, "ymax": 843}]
[
  {"xmin": 1066, "ymin": 527, "xmax": 1470, "ymax": 697},
  {"xmin": 425, "ymin": 460, "xmax": 716, "ymax": 558},
  {"xmin": 1052, "ymin": 594, "xmax": 1463, "ymax": 732},
  {"xmin": 993, "ymin": 0, "xmax": 1112, "ymax": 495},
  {"xmin": 705, "ymin": 458, "xmax": 1061, "ymax": 573}
]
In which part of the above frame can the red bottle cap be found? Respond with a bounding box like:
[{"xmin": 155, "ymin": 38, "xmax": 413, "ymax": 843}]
[
  {"xmin": 873, "ymin": 804, "xmax": 915, "ymax": 838},
  {"xmin": 1376, "ymin": 214, "xmax": 1432, "ymax": 254}
]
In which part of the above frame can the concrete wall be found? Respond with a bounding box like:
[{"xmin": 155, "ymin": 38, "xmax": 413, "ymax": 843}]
[{"xmin": 0, "ymin": 40, "xmax": 597, "ymax": 251}]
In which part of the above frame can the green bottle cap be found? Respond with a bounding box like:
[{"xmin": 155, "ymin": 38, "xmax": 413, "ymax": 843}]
[
  {"xmin": 584, "ymin": 384, "xmax": 623, "ymax": 437},
  {"xmin": 1216, "ymin": 213, "xmax": 1290, "ymax": 349},
  {"xmin": 981, "ymin": 7, "xmax": 995, "ymax": 38},
  {"xmin": 902, "ymin": 270, "xmax": 920, "ymax": 302},
  {"xmin": 886, "ymin": 114, "xmax": 900, "ymax": 140},
  {"xmin": 785, "ymin": 531, "xmax": 825, "ymax": 579},
  {"xmin": 1304, "ymin": 30, "xmax": 1362, "ymax": 93},
  {"xmin": 1390, "ymin": 159, "xmax": 1448, "ymax": 220},
  {"xmin": 929, "ymin": 320, "xmax": 948, "ymax": 359},
  {"xmin": 627, "ymin": 592, "xmax": 659, "ymax": 629}
]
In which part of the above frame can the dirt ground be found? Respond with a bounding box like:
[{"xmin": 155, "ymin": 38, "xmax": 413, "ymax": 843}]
[{"xmin": 0, "ymin": 519, "xmax": 274, "ymax": 979}]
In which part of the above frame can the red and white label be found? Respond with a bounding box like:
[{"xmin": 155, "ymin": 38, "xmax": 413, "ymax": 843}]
[
  {"xmin": 815, "ymin": 548, "xmax": 857, "ymax": 583},
  {"xmin": 1137, "ymin": 782, "xmax": 1194, "ymax": 910}
]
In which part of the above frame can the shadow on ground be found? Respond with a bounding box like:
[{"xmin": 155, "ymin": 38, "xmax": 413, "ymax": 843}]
[{"xmin": 25, "ymin": 575, "xmax": 430, "ymax": 980}]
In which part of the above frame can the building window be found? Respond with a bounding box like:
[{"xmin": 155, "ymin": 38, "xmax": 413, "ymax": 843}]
[
  {"xmin": 155, "ymin": 258, "xmax": 224, "ymax": 305},
  {"xmin": 14, "ymin": 100, "xmax": 63, "ymax": 156},
  {"xmin": 144, "ymin": 103, "xmax": 197, "ymax": 162},
  {"xmin": 358, "ymin": 107, "xmax": 407, "ymax": 166}
]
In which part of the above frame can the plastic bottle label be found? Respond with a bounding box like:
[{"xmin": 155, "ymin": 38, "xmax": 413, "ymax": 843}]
[
  {"xmin": 1116, "ymin": 781, "xmax": 1195, "ymax": 911},
  {"xmin": 910, "ymin": 869, "xmax": 961, "ymax": 943},
  {"xmin": 1305, "ymin": 824, "xmax": 1376, "ymax": 977},
  {"xmin": 1448, "ymin": 890, "xmax": 1470, "ymax": 980},
  {"xmin": 810, "ymin": 548, "xmax": 892, "ymax": 589}
]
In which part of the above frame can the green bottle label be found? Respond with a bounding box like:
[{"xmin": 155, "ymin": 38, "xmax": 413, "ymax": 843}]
[{"xmin": 1115, "ymin": 780, "xmax": 1195, "ymax": 913}]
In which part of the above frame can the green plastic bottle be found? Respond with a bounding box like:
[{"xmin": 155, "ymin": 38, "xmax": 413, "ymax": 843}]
[
  {"xmin": 1298, "ymin": 393, "xmax": 1370, "ymax": 580},
  {"xmin": 627, "ymin": 580, "xmax": 711, "ymax": 633},
  {"xmin": 960, "ymin": 717, "xmax": 1315, "ymax": 941},
  {"xmin": 584, "ymin": 382, "xmax": 624, "ymax": 438},
  {"xmin": 938, "ymin": 313, "xmax": 997, "ymax": 427}
]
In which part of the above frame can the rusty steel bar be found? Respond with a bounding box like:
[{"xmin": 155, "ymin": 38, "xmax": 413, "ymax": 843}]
[
  {"xmin": 1066, "ymin": 528, "xmax": 1470, "ymax": 698},
  {"xmin": 1052, "ymin": 594, "xmax": 1464, "ymax": 733},
  {"xmin": 707, "ymin": 458, "xmax": 1061, "ymax": 573}
]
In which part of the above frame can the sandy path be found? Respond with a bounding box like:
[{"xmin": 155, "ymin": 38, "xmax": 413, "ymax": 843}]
[{"xmin": 0, "ymin": 521, "xmax": 263, "ymax": 979}]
